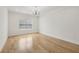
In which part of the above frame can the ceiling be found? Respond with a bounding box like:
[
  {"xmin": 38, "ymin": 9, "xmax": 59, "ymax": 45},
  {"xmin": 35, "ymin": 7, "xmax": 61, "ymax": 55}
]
[{"xmin": 7, "ymin": 6, "xmax": 58, "ymax": 15}]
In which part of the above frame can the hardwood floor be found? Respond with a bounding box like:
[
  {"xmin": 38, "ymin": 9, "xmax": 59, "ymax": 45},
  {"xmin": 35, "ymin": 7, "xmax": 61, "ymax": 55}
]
[{"xmin": 2, "ymin": 33, "xmax": 79, "ymax": 53}]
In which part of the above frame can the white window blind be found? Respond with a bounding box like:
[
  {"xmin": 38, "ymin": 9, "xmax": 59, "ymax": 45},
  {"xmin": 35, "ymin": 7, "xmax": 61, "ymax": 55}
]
[{"xmin": 19, "ymin": 19, "xmax": 32, "ymax": 29}]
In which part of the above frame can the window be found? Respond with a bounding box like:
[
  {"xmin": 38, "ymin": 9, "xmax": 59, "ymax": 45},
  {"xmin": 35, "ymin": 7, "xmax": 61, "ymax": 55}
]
[{"xmin": 19, "ymin": 19, "xmax": 32, "ymax": 29}]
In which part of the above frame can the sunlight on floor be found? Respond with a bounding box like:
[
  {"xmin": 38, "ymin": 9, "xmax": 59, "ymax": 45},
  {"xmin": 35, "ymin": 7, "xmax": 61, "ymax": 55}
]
[{"xmin": 17, "ymin": 36, "xmax": 33, "ymax": 52}]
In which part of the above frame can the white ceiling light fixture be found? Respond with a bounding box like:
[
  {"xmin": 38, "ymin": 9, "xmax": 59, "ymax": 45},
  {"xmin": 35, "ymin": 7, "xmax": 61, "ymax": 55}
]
[{"xmin": 33, "ymin": 6, "xmax": 40, "ymax": 16}]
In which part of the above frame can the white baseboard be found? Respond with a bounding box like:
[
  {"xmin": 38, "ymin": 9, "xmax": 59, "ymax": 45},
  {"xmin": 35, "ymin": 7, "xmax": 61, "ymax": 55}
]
[{"xmin": 40, "ymin": 32, "xmax": 79, "ymax": 45}]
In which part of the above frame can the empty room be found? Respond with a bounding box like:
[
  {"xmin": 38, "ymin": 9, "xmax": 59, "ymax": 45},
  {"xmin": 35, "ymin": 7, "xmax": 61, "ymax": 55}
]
[{"xmin": 0, "ymin": 6, "xmax": 79, "ymax": 53}]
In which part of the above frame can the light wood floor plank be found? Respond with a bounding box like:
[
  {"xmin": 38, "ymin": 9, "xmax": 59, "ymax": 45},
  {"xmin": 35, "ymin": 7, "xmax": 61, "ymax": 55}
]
[{"xmin": 2, "ymin": 33, "xmax": 79, "ymax": 53}]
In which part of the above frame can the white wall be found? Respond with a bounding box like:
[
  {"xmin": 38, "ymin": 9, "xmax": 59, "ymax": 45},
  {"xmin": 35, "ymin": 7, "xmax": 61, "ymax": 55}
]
[
  {"xmin": 39, "ymin": 7, "xmax": 79, "ymax": 45},
  {"xmin": 0, "ymin": 7, "xmax": 8, "ymax": 49},
  {"xmin": 32, "ymin": 16, "xmax": 39, "ymax": 32},
  {"xmin": 8, "ymin": 11, "xmax": 38, "ymax": 36}
]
